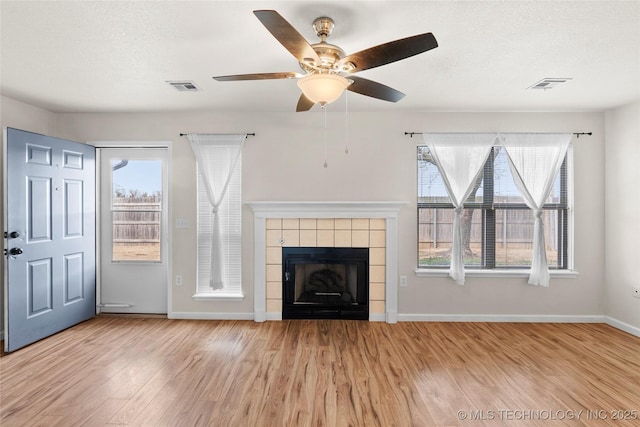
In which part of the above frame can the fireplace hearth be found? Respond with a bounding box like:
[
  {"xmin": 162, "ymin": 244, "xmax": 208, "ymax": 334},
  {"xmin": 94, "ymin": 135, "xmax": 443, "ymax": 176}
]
[{"xmin": 282, "ymin": 247, "xmax": 369, "ymax": 320}]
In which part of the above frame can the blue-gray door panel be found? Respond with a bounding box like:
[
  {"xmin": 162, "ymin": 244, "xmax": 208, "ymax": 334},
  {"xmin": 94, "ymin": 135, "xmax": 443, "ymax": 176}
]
[{"xmin": 5, "ymin": 128, "xmax": 96, "ymax": 352}]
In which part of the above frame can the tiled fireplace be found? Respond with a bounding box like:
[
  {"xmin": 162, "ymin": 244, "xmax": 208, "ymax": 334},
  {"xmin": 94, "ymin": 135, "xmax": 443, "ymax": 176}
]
[{"xmin": 248, "ymin": 202, "xmax": 404, "ymax": 323}]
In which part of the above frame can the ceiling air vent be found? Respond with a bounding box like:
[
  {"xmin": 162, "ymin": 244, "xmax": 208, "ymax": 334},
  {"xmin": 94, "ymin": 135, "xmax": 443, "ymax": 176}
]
[
  {"xmin": 527, "ymin": 78, "xmax": 572, "ymax": 90},
  {"xmin": 166, "ymin": 80, "xmax": 201, "ymax": 92}
]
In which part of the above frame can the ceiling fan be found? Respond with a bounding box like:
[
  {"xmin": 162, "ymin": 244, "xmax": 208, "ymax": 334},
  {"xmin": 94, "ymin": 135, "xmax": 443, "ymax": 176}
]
[{"xmin": 212, "ymin": 10, "xmax": 438, "ymax": 111}]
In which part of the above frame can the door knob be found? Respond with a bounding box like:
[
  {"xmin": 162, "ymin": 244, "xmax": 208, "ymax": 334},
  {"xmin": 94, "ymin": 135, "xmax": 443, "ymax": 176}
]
[
  {"xmin": 9, "ymin": 231, "xmax": 20, "ymax": 238},
  {"xmin": 9, "ymin": 247, "xmax": 23, "ymax": 256}
]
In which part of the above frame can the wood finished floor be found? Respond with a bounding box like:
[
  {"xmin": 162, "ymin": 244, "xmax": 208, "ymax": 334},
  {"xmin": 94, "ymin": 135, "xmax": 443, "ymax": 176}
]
[{"xmin": 1, "ymin": 318, "xmax": 639, "ymax": 426}]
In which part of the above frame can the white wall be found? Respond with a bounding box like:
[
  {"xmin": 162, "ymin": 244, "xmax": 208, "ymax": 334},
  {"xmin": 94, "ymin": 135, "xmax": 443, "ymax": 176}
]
[
  {"xmin": 50, "ymin": 108, "xmax": 606, "ymax": 319},
  {"xmin": 0, "ymin": 96, "xmax": 609, "ymax": 326},
  {"xmin": 605, "ymin": 100, "xmax": 640, "ymax": 331},
  {"xmin": 1, "ymin": 96, "xmax": 60, "ymax": 338}
]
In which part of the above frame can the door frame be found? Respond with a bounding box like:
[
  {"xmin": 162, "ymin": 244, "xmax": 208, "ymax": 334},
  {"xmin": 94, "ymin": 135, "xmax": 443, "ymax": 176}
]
[
  {"xmin": 88, "ymin": 141, "xmax": 172, "ymax": 316},
  {"xmin": 2, "ymin": 129, "xmax": 8, "ymax": 342},
  {"xmin": 3, "ymin": 128, "xmax": 8, "ymax": 342}
]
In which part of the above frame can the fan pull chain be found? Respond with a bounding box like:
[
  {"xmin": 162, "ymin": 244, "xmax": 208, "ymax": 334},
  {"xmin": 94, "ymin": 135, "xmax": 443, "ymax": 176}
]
[
  {"xmin": 344, "ymin": 90, "xmax": 349, "ymax": 155},
  {"xmin": 323, "ymin": 104, "xmax": 328, "ymax": 168}
]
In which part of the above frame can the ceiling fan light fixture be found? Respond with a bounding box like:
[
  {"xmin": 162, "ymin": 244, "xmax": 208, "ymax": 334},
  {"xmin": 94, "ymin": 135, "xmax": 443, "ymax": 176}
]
[{"xmin": 297, "ymin": 73, "xmax": 350, "ymax": 105}]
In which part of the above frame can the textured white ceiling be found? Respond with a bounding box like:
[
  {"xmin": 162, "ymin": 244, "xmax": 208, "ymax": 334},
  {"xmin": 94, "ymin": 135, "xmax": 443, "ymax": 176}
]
[{"xmin": 1, "ymin": 1, "xmax": 639, "ymax": 113}]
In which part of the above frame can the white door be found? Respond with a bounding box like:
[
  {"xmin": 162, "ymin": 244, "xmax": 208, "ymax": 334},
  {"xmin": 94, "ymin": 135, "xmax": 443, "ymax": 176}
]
[
  {"xmin": 99, "ymin": 148, "xmax": 168, "ymax": 314},
  {"xmin": 4, "ymin": 128, "xmax": 96, "ymax": 352}
]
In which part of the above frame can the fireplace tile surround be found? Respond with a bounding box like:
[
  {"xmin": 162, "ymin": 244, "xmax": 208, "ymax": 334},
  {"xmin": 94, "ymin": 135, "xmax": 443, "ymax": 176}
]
[
  {"xmin": 269, "ymin": 218, "xmax": 383, "ymax": 318},
  {"xmin": 248, "ymin": 202, "xmax": 404, "ymax": 323}
]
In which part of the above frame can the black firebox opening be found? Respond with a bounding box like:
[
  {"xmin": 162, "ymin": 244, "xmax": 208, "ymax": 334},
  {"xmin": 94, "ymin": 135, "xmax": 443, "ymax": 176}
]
[{"xmin": 282, "ymin": 247, "xmax": 369, "ymax": 320}]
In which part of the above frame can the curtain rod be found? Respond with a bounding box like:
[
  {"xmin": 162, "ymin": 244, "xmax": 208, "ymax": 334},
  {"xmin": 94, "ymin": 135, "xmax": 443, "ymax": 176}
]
[
  {"xmin": 404, "ymin": 131, "xmax": 592, "ymax": 138},
  {"xmin": 179, "ymin": 132, "xmax": 256, "ymax": 137}
]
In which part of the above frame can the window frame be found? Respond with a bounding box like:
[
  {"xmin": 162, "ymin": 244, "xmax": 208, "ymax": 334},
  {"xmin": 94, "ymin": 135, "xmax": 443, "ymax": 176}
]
[{"xmin": 416, "ymin": 145, "xmax": 576, "ymax": 276}]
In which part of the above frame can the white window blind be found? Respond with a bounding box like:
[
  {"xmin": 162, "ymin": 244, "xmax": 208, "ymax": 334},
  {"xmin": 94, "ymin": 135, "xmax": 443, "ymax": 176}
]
[{"xmin": 190, "ymin": 134, "xmax": 245, "ymax": 298}]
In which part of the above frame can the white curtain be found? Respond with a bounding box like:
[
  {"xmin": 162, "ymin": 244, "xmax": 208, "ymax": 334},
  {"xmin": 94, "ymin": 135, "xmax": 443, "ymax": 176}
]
[
  {"xmin": 422, "ymin": 133, "xmax": 497, "ymax": 284},
  {"xmin": 501, "ymin": 133, "xmax": 572, "ymax": 286},
  {"xmin": 188, "ymin": 134, "xmax": 246, "ymax": 289}
]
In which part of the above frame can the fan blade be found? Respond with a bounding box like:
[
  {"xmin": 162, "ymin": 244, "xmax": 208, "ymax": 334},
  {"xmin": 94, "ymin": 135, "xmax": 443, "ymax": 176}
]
[
  {"xmin": 337, "ymin": 33, "xmax": 437, "ymax": 73},
  {"xmin": 296, "ymin": 93, "xmax": 315, "ymax": 112},
  {"xmin": 346, "ymin": 76, "xmax": 405, "ymax": 102},
  {"xmin": 213, "ymin": 72, "xmax": 302, "ymax": 81},
  {"xmin": 254, "ymin": 10, "xmax": 321, "ymax": 65}
]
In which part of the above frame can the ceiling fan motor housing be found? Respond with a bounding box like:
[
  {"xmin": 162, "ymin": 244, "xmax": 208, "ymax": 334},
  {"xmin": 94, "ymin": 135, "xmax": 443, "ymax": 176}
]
[
  {"xmin": 297, "ymin": 17, "xmax": 346, "ymax": 73},
  {"xmin": 300, "ymin": 42, "xmax": 346, "ymax": 73}
]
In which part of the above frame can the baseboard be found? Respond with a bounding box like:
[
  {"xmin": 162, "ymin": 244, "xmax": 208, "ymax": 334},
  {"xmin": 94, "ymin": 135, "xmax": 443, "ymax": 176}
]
[
  {"xmin": 168, "ymin": 312, "xmax": 254, "ymax": 320},
  {"xmin": 398, "ymin": 314, "xmax": 607, "ymax": 323},
  {"xmin": 605, "ymin": 316, "xmax": 640, "ymax": 338},
  {"xmin": 162, "ymin": 312, "xmax": 640, "ymax": 338},
  {"xmin": 98, "ymin": 313, "xmax": 167, "ymax": 319}
]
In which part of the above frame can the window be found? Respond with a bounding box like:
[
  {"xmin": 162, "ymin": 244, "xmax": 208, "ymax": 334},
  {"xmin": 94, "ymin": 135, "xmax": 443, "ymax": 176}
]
[
  {"xmin": 111, "ymin": 160, "xmax": 162, "ymax": 262},
  {"xmin": 191, "ymin": 134, "xmax": 245, "ymax": 300},
  {"xmin": 417, "ymin": 145, "xmax": 571, "ymax": 270}
]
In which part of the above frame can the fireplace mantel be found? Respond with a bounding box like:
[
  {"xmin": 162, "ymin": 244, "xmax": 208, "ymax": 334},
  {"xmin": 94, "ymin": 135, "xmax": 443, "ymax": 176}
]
[{"xmin": 248, "ymin": 201, "xmax": 406, "ymax": 323}]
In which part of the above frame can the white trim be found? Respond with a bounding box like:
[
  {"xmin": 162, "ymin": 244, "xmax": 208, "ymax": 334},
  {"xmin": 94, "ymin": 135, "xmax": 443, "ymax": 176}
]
[
  {"xmin": 254, "ymin": 216, "xmax": 267, "ymax": 322},
  {"xmin": 95, "ymin": 149, "xmax": 102, "ymax": 315},
  {"xmin": 249, "ymin": 201, "xmax": 407, "ymax": 324},
  {"xmin": 166, "ymin": 143, "xmax": 174, "ymax": 317},
  {"xmin": 415, "ymin": 268, "xmax": 579, "ymax": 279},
  {"xmin": 3, "ymin": 128, "xmax": 9, "ymax": 348},
  {"xmin": 605, "ymin": 316, "xmax": 640, "ymax": 338},
  {"xmin": 165, "ymin": 313, "xmax": 640, "ymax": 337},
  {"xmin": 192, "ymin": 292, "xmax": 244, "ymax": 302},
  {"xmin": 398, "ymin": 314, "xmax": 606, "ymax": 323},
  {"xmin": 169, "ymin": 312, "xmax": 253, "ymax": 320},
  {"xmin": 385, "ymin": 215, "xmax": 399, "ymax": 324}
]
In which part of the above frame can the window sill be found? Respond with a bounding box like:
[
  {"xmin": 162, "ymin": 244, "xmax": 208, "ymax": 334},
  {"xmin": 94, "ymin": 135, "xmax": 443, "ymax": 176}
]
[
  {"xmin": 193, "ymin": 291, "xmax": 245, "ymax": 302},
  {"xmin": 415, "ymin": 268, "xmax": 579, "ymax": 279}
]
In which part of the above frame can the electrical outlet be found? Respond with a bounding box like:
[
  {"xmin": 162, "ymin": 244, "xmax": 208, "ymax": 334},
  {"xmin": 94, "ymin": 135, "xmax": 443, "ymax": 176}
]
[
  {"xmin": 633, "ymin": 287, "xmax": 640, "ymax": 298},
  {"xmin": 176, "ymin": 275, "xmax": 183, "ymax": 286},
  {"xmin": 400, "ymin": 276, "xmax": 408, "ymax": 287}
]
